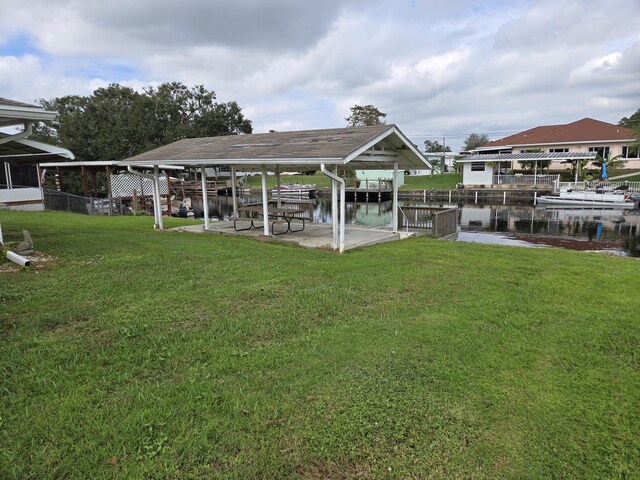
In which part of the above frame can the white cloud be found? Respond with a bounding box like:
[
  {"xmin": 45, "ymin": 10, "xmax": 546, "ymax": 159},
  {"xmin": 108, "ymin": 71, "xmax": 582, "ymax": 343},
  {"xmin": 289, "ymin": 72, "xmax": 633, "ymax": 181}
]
[{"xmin": 0, "ymin": 0, "xmax": 639, "ymax": 151}]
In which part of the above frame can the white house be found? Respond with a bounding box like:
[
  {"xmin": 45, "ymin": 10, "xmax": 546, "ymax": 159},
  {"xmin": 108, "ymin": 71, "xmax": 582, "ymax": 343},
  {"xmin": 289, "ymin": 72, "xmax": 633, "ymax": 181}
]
[{"xmin": 0, "ymin": 98, "xmax": 74, "ymax": 210}]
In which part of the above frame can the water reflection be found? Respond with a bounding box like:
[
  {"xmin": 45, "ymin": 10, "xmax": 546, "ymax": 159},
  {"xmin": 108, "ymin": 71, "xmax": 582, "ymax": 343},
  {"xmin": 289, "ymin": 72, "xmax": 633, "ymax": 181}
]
[{"xmin": 190, "ymin": 195, "xmax": 640, "ymax": 256}]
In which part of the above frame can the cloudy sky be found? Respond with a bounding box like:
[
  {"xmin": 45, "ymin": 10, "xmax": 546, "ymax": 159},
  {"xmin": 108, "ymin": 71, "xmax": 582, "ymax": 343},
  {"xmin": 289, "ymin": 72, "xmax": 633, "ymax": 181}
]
[{"xmin": 1, "ymin": 0, "xmax": 639, "ymax": 151}]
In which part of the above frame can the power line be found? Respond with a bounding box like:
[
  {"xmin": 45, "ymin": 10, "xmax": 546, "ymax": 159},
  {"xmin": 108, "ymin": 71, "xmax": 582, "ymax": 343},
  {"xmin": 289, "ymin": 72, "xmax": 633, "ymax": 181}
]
[{"xmin": 406, "ymin": 131, "xmax": 519, "ymax": 138}]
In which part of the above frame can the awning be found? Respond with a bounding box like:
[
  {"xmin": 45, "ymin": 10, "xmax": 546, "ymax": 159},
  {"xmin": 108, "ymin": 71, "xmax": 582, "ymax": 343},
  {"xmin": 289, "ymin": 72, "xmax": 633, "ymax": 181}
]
[{"xmin": 0, "ymin": 134, "xmax": 75, "ymax": 164}]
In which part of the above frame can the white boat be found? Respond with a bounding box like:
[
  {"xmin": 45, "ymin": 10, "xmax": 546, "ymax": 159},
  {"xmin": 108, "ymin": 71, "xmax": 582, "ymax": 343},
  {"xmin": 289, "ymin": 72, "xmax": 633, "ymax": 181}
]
[
  {"xmin": 271, "ymin": 183, "xmax": 318, "ymax": 198},
  {"xmin": 537, "ymin": 188, "xmax": 634, "ymax": 208}
]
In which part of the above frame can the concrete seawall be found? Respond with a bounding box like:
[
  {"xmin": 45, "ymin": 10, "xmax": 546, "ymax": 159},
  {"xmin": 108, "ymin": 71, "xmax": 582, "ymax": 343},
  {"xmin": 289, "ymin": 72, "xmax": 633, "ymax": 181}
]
[{"xmin": 318, "ymin": 188, "xmax": 551, "ymax": 205}]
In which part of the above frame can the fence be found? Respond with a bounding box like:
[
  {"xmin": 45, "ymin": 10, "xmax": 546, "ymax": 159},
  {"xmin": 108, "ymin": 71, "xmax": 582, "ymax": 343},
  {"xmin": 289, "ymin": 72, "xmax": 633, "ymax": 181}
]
[
  {"xmin": 492, "ymin": 174, "xmax": 559, "ymax": 186},
  {"xmin": 554, "ymin": 180, "xmax": 640, "ymax": 193},
  {"xmin": 398, "ymin": 206, "xmax": 457, "ymax": 238},
  {"xmin": 43, "ymin": 189, "xmax": 122, "ymax": 215}
]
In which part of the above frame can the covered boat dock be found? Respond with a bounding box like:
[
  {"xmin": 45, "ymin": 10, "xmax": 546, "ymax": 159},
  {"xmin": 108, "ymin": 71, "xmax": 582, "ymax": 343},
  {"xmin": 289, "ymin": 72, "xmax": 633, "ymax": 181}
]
[{"xmin": 122, "ymin": 125, "xmax": 432, "ymax": 252}]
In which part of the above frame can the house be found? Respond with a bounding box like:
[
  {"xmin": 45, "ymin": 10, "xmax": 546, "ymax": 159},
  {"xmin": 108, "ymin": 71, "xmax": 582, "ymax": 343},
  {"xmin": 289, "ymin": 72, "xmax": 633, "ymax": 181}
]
[
  {"xmin": 0, "ymin": 97, "xmax": 74, "ymax": 210},
  {"xmin": 474, "ymin": 118, "xmax": 639, "ymax": 170},
  {"xmin": 458, "ymin": 152, "xmax": 596, "ymax": 188}
]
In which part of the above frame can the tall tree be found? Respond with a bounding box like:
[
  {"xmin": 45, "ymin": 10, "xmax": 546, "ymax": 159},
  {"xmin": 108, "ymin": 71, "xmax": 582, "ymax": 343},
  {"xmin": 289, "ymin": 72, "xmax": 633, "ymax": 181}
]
[
  {"xmin": 345, "ymin": 104, "xmax": 387, "ymax": 127},
  {"xmin": 462, "ymin": 133, "xmax": 490, "ymax": 151},
  {"xmin": 31, "ymin": 82, "xmax": 252, "ymax": 163},
  {"xmin": 618, "ymin": 107, "xmax": 640, "ymax": 130},
  {"xmin": 424, "ymin": 139, "xmax": 451, "ymax": 153}
]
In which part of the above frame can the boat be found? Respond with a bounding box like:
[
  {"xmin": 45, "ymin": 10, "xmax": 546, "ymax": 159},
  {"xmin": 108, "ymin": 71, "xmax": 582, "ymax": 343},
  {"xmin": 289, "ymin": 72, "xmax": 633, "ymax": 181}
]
[
  {"xmin": 271, "ymin": 183, "xmax": 318, "ymax": 198},
  {"xmin": 537, "ymin": 188, "xmax": 634, "ymax": 208},
  {"xmin": 171, "ymin": 197, "xmax": 195, "ymax": 218}
]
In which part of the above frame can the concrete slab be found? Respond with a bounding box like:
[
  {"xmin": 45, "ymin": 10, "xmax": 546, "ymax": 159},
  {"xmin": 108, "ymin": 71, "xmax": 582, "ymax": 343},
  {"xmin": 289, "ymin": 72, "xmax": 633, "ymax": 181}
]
[{"xmin": 170, "ymin": 221, "xmax": 416, "ymax": 251}]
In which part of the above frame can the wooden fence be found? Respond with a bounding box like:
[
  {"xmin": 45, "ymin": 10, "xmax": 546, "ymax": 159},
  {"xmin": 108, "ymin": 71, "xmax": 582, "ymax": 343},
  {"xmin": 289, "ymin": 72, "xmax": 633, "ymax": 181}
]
[{"xmin": 398, "ymin": 206, "xmax": 458, "ymax": 238}]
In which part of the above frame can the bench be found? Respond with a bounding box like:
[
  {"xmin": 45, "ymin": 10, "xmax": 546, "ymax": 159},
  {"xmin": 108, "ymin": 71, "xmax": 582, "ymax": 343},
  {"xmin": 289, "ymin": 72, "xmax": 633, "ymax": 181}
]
[{"xmin": 231, "ymin": 216, "xmax": 260, "ymax": 231}]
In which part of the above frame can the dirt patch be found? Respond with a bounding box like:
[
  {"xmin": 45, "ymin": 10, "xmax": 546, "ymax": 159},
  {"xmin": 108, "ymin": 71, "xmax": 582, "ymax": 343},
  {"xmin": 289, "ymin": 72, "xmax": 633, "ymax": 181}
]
[{"xmin": 0, "ymin": 250, "xmax": 58, "ymax": 273}]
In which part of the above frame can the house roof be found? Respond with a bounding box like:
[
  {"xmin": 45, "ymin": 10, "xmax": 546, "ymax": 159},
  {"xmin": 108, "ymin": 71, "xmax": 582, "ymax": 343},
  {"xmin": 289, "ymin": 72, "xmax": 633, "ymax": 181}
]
[
  {"xmin": 479, "ymin": 118, "xmax": 636, "ymax": 150},
  {"xmin": 0, "ymin": 132, "xmax": 75, "ymax": 164},
  {"xmin": 122, "ymin": 124, "xmax": 431, "ymax": 171},
  {"xmin": 457, "ymin": 152, "xmax": 597, "ymax": 163},
  {"xmin": 0, "ymin": 97, "xmax": 57, "ymax": 128}
]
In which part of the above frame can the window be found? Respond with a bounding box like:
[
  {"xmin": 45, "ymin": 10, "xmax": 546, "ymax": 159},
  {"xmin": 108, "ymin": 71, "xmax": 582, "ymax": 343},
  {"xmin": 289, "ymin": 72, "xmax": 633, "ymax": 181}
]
[
  {"xmin": 471, "ymin": 162, "xmax": 485, "ymax": 171},
  {"xmin": 549, "ymin": 148, "xmax": 569, "ymax": 153},
  {"xmin": 588, "ymin": 146, "xmax": 610, "ymax": 158},
  {"xmin": 622, "ymin": 146, "xmax": 640, "ymax": 158}
]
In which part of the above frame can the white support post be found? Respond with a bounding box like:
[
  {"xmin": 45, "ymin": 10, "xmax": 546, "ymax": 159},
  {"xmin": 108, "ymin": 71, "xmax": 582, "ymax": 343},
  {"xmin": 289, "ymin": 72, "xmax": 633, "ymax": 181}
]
[
  {"xmin": 332, "ymin": 166, "xmax": 338, "ymax": 249},
  {"xmin": 275, "ymin": 165, "xmax": 282, "ymax": 208},
  {"xmin": 261, "ymin": 167, "xmax": 270, "ymax": 236},
  {"xmin": 231, "ymin": 166, "xmax": 238, "ymax": 217},
  {"xmin": 339, "ymin": 175, "xmax": 345, "ymax": 253},
  {"xmin": 200, "ymin": 165, "xmax": 209, "ymax": 229},
  {"xmin": 4, "ymin": 163, "xmax": 12, "ymax": 189},
  {"xmin": 392, "ymin": 160, "xmax": 398, "ymax": 233},
  {"xmin": 154, "ymin": 165, "xmax": 164, "ymax": 230},
  {"xmin": 150, "ymin": 168, "xmax": 160, "ymax": 227}
]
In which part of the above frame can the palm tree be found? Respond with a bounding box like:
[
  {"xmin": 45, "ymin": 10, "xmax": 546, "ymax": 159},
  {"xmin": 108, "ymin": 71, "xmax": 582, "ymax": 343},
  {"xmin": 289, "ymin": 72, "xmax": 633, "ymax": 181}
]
[{"xmin": 592, "ymin": 153, "xmax": 627, "ymax": 179}]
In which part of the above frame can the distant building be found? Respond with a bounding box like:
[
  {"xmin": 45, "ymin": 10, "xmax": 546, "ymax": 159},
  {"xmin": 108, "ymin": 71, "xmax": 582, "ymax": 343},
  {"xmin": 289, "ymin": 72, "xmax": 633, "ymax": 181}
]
[{"xmin": 473, "ymin": 118, "xmax": 639, "ymax": 170}]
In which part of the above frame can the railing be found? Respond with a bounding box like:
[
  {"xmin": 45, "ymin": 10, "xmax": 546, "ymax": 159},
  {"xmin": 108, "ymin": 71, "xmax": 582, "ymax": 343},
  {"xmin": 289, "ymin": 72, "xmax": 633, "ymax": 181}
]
[
  {"xmin": 588, "ymin": 180, "xmax": 640, "ymax": 193},
  {"xmin": 493, "ymin": 174, "xmax": 559, "ymax": 186},
  {"xmin": 554, "ymin": 180, "xmax": 640, "ymax": 193},
  {"xmin": 398, "ymin": 206, "xmax": 458, "ymax": 238},
  {"xmin": 553, "ymin": 181, "xmax": 587, "ymax": 192}
]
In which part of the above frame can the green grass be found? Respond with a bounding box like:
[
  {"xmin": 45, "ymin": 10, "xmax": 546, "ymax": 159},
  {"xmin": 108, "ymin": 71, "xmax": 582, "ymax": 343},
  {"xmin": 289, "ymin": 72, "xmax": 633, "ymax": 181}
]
[
  {"xmin": 244, "ymin": 172, "xmax": 461, "ymax": 191},
  {"xmin": 1, "ymin": 211, "xmax": 639, "ymax": 479},
  {"xmin": 400, "ymin": 173, "xmax": 461, "ymax": 190}
]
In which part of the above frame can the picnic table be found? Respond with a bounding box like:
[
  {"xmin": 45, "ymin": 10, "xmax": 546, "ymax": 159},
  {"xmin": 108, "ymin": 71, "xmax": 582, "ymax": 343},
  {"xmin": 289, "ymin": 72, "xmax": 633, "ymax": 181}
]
[{"xmin": 233, "ymin": 205, "xmax": 307, "ymax": 235}]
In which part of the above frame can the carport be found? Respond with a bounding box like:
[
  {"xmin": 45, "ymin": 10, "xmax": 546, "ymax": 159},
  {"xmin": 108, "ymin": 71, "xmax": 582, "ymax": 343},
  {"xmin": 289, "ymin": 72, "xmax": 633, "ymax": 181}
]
[{"xmin": 121, "ymin": 124, "xmax": 431, "ymax": 252}]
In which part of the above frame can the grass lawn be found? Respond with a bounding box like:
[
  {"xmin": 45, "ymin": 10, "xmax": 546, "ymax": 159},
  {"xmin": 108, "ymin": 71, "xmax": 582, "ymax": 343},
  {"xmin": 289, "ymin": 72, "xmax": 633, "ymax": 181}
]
[
  {"xmin": 244, "ymin": 172, "xmax": 461, "ymax": 191},
  {"xmin": 400, "ymin": 173, "xmax": 461, "ymax": 190},
  {"xmin": 1, "ymin": 211, "xmax": 639, "ymax": 479}
]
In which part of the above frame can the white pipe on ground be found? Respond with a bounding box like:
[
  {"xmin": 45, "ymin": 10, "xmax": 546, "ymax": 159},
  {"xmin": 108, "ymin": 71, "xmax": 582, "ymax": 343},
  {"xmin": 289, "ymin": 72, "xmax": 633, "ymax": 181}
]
[{"xmin": 6, "ymin": 250, "xmax": 30, "ymax": 267}]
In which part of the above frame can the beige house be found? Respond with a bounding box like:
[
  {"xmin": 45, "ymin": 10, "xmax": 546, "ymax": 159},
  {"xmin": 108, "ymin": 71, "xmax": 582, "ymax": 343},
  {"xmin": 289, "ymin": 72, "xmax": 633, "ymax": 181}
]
[{"xmin": 474, "ymin": 118, "xmax": 639, "ymax": 170}]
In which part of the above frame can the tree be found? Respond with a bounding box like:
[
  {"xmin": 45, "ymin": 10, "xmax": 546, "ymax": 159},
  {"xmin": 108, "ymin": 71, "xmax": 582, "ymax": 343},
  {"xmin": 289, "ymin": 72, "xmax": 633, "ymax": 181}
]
[
  {"xmin": 462, "ymin": 133, "xmax": 490, "ymax": 152},
  {"xmin": 423, "ymin": 139, "xmax": 451, "ymax": 153},
  {"xmin": 619, "ymin": 108, "xmax": 640, "ymax": 155},
  {"xmin": 345, "ymin": 104, "xmax": 386, "ymax": 127},
  {"xmin": 618, "ymin": 107, "xmax": 640, "ymax": 130},
  {"xmin": 32, "ymin": 82, "xmax": 252, "ymax": 163},
  {"xmin": 31, "ymin": 82, "xmax": 252, "ymax": 195}
]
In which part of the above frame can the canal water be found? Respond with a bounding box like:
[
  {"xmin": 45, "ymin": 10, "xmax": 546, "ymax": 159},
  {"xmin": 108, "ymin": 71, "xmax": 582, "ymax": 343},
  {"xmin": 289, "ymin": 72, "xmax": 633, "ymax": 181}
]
[{"xmin": 192, "ymin": 195, "xmax": 640, "ymax": 257}]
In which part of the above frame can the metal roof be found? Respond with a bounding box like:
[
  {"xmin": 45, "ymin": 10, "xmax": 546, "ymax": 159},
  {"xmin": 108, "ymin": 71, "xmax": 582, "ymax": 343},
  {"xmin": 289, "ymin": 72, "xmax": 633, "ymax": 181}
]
[
  {"xmin": 0, "ymin": 134, "xmax": 75, "ymax": 164},
  {"xmin": 122, "ymin": 124, "xmax": 431, "ymax": 170},
  {"xmin": 0, "ymin": 98, "xmax": 57, "ymax": 128},
  {"xmin": 457, "ymin": 152, "xmax": 597, "ymax": 163}
]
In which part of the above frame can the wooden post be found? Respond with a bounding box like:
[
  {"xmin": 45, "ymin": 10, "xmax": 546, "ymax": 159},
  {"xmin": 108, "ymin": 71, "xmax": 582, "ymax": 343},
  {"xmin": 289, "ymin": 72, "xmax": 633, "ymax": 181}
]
[
  {"xmin": 105, "ymin": 166, "xmax": 113, "ymax": 216},
  {"xmin": 166, "ymin": 173, "xmax": 171, "ymax": 216},
  {"xmin": 132, "ymin": 189, "xmax": 138, "ymax": 214},
  {"xmin": 92, "ymin": 171, "xmax": 98, "ymax": 198},
  {"xmin": 81, "ymin": 166, "xmax": 89, "ymax": 197}
]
